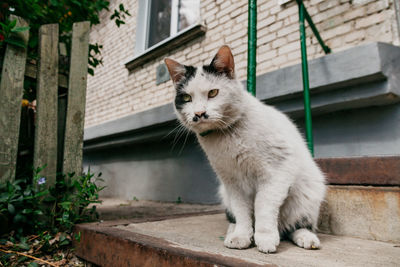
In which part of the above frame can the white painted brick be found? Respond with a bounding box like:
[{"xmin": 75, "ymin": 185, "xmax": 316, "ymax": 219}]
[
  {"xmin": 278, "ymin": 41, "xmax": 300, "ymax": 55},
  {"xmin": 344, "ymin": 29, "xmax": 365, "ymax": 43},
  {"xmin": 319, "ymin": 0, "xmax": 340, "ymax": 12},
  {"xmin": 258, "ymin": 32, "xmax": 277, "ymax": 45},
  {"xmin": 272, "ymin": 37, "xmax": 287, "ymax": 48},
  {"xmin": 321, "ymin": 23, "xmax": 352, "ymax": 40},
  {"xmin": 257, "ymin": 49, "xmax": 277, "ymax": 62},
  {"xmin": 277, "ymin": 4, "xmax": 298, "ymax": 20},
  {"xmin": 225, "ymin": 28, "xmax": 247, "ymax": 43},
  {"xmin": 355, "ymin": 10, "xmax": 388, "ymax": 28}
]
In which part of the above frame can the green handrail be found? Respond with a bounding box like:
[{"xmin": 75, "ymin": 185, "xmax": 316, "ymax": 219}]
[
  {"xmin": 247, "ymin": 0, "xmax": 257, "ymax": 96},
  {"xmin": 246, "ymin": 0, "xmax": 329, "ymax": 157},
  {"xmin": 296, "ymin": 0, "xmax": 330, "ymax": 156}
]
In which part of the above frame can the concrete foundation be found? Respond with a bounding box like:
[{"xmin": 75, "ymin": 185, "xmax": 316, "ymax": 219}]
[{"xmin": 319, "ymin": 186, "xmax": 400, "ymax": 242}]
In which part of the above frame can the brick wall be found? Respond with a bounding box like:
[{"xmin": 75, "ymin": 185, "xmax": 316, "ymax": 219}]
[{"xmin": 85, "ymin": 0, "xmax": 399, "ymax": 128}]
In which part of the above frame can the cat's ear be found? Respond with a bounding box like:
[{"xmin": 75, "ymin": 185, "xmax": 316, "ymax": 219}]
[
  {"xmin": 210, "ymin": 45, "xmax": 235, "ymax": 79},
  {"xmin": 164, "ymin": 58, "xmax": 186, "ymax": 84}
]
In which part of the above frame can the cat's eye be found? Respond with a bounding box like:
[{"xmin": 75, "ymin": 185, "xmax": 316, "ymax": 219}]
[
  {"xmin": 208, "ymin": 89, "xmax": 219, "ymax": 98},
  {"xmin": 182, "ymin": 94, "xmax": 192, "ymax": 102}
]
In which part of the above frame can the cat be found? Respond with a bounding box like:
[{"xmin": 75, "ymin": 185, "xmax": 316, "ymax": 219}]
[{"xmin": 164, "ymin": 45, "xmax": 326, "ymax": 253}]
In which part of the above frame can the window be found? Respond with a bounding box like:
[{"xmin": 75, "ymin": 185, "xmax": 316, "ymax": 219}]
[{"xmin": 135, "ymin": 0, "xmax": 200, "ymax": 55}]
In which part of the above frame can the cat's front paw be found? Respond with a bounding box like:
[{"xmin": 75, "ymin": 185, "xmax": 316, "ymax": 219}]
[
  {"xmin": 291, "ymin": 229, "xmax": 321, "ymax": 249},
  {"xmin": 224, "ymin": 232, "xmax": 252, "ymax": 249},
  {"xmin": 254, "ymin": 231, "xmax": 280, "ymax": 253}
]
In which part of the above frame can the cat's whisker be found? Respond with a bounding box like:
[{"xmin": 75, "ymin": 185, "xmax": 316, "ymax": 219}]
[
  {"xmin": 179, "ymin": 129, "xmax": 191, "ymax": 155},
  {"xmin": 164, "ymin": 123, "xmax": 184, "ymax": 139},
  {"xmin": 171, "ymin": 124, "xmax": 188, "ymax": 151}
]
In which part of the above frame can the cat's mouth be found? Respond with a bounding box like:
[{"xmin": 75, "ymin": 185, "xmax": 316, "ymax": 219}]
[{"xmin": 190, "ymin": 118, "xmax": 215, "ymax": 132}]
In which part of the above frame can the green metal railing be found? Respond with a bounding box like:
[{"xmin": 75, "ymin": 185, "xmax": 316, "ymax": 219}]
[
  {"xmin": 247, "ymin": 0, "xmax": 330, "ymax": 157},
  {"xmin": 247, "ymin": 0, "xmax": 257, "ymax": 96},
  {"xmin": 296, "ymin": 0, "xmax": 330, "ymax": 156}
]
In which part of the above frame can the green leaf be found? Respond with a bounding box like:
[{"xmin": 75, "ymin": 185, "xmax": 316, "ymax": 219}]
[
  {"xmin": 5, "ymin": 38, "xmax": 26, "ymax": 48},
  {"xmin": 59, "ymin": 201, "xmax": 72, "ymax": 210},
  {"xmin": 22, "ymin": 209, "xmax": 33, "ymax": 214},
  {"xmin": 13, "ymin": 213, "xmax": 26, "ymax": 223},
  {"xmin": 8, "ymin": 19, "xmax": 17, "ymax": 30},
  {"xmin": 8, "ymin": 203, "xmax": 15, "ymax": 214},
  {"xmin": 33, "ymin": 210, "xmax": 44, "ymax": 216},
  {"xmin": 17, "ymin": 241, "xmax": 31, "ymax": 251},
  {"xmin": 88, "ymin": 67, "xmax": 94, "ymax": 76},
  {"xmin": 28, "ymin": 262, "xmax": 39, "ymax": 267},
  {"xmin": 34, "ymin": 189, "xmax": 49, "ymax": 198},
  {"xmin": 74, "ymin": 231, "xmax": 81, "ymax": 242},
  {"xmin": 11, "ymin": 26, "xmax": 30, "ymax": 33}
]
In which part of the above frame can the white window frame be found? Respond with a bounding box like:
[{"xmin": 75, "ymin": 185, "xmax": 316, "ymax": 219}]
[{"xmin": 135, "ymin": 0, "xmax": 199, "ymax": 56}]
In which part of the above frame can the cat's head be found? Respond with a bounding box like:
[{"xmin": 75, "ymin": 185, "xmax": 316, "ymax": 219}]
[{"xmin": 165, "ymin": 46, "xmax": 244, "ymax": 134}]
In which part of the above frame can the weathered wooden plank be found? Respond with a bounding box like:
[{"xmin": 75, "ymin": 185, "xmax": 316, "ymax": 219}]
[
  {"xmin": 33, "ymin": 24, "xmax": 59, "ymax": 187},
  {"xmin": 63, "ymin": 22, "xmax": 90, "ymax": 176},
  {"xmin": 0, "ymin": 59, "xmax": 68, "ymax": 88},
  {"xmin": 0, "ymin": 16, "xmax": 29, "ymax": 183}
]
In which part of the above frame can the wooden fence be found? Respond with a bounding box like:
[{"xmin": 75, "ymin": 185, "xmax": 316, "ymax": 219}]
[{"xmin": 0, "ymin": 16, "xmax": 90, "ymax": 187}]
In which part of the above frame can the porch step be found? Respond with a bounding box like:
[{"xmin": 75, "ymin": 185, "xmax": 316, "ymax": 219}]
[
  {"xmin": 319, "ymin": 185, "xmax": 400, "ymax": 242},
  {"xmin": 75, "ymin": 212, "xmax": 399, "ymax": 267}
]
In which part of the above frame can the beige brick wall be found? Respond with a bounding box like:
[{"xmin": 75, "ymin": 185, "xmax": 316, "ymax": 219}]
[{"xmin": 85, "ymin": 0, "xmax": 399, "ymax": 128}]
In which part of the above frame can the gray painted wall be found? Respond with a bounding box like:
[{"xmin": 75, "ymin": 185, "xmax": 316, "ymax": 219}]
[{"xmin": 84, "ymin": 136, "xmax": 220, "ymax": 203}]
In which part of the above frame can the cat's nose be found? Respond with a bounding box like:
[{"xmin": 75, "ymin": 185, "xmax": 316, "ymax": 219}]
[
  {"xmin": 194, "ymin": 111, "xmax": 206, "ymax": 117},
  {"xmin": 193, "ymin": 111, "xmax": 208, "ymax": 122}
]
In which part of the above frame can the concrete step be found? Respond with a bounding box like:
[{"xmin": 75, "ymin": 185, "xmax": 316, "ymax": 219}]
[
  {"xmin": 75, "ymin": 212, "xmax": 399, "ymax": 267},
  {"xmin": 94, "ymin": 185, "xmax": 400, "ymax": 243},
  {"xmin": 319, "ymin": 185, "xmax": 400, "ymax": 242}
]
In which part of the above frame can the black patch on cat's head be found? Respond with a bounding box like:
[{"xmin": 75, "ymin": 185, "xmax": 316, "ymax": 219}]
[
  {"xmin": 174, "ymin": 65, "xmax": 197, "ymax": 110},
  {"xmin": 202, "ymin": 63, "xmax": 220, "ymax": 76},
  {"xmin": 203, "ymin": 45, "xmax": 235, "ymax": 79}
]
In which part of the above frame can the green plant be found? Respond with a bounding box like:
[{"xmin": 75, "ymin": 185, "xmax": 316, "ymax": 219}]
[
  {"xmin": 0, "ymin": 167, "xmax": 104, "ymax": 265},
  {"xmin": 0, "ymin": 18, "xmax": 29, "ymax": 49},
  {"xmin": 0, "ymin": 167, "xmax": 104, "ymax": 239},
  {"xmin": 0, "ymin": 0, "xmax": 131, "ymax": 75}
]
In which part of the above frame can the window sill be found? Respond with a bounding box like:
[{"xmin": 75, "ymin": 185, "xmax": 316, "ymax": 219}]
[{"xmin": 125, "ymin": 24, "xmax": 206, "ymax": 72}]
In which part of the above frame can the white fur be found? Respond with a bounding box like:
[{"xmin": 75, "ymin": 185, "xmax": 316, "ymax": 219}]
[{"xmin": 173, "ymin": 66, "xmax": 326, "ymax": 253}]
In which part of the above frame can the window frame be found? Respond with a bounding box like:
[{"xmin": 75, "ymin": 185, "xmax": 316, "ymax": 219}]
[
  {"xmin": 126, "ymin": 0, "xmax": 205, "ymax": 71},
  {"xmin": 135, "ymin": 0, "xmax": 196, "ymax": 56}
]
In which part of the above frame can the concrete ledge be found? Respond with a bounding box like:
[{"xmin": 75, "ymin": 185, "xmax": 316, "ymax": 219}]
[
  {"xmin": 317, "ymin": 156, "xmax": 400, "ymax": 185},
  {"xmin": 84, "ymin": 42, "xmax": 400, "ymax": 146},
  {"xmin": 75, "ymin": 212, "xmax": 268, "ymax": 267},
  {"xmin": 257, "ymin": 44, "xmax": 384, "ymax": 100},
  {"xmin": 75, "ymin": 206, "xmax": 400, "ymax": 267}
]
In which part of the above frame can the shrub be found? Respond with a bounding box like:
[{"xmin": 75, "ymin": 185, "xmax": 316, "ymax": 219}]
[{"xmin": 0, "ymin": 167, "xmax": 104, "ymax": 239}]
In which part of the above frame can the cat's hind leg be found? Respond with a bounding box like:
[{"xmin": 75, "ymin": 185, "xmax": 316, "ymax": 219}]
[{"xmin": 289, "ymin": 228, "xmax": 320, "ymax": 249}]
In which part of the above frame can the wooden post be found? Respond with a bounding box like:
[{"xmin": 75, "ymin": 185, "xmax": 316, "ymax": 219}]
[
  {"xmin": 33, "ymin": 24, "xmax": 59, "ymax": 187},
  {"xmin": 0, "ymin": 16, "xmax": 29, "ymax": 183},
  {"xmin": 63, "ymin": 22, "xmax": 90, "ymax": 176}
]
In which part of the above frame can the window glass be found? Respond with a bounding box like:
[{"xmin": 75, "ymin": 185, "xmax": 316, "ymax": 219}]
[
  {"xmin": 178, "ymin": 0, "xmax": 200, "ymax": 31},
  {"xmin": 148, "ymin": 0, "xmax": 172, "ymax": 48},
  {"xmin": 146, "ymin": 0, "xmax": 199, "ymax": 49}
]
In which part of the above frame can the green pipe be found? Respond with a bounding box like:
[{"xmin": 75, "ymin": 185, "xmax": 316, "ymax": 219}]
[
  {"xmin": 298, "ymin": 2, "xmax": 314, "ymax": 156},
  {"xmin": 247, "ymin": 0, "xmax": 257, "ymax": 96},
  {"xmin": 296, "ymin": 0, "xmax": 330, "ymax": 54}
]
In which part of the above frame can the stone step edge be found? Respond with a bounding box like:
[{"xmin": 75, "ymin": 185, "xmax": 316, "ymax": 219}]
[{"xmin": 74, "ymin": 211, "xmax": 271, "ymax": 267}]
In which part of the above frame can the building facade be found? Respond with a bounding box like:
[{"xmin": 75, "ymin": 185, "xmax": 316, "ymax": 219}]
[{"xmin": 85, "ymin": 0, "xmax": 400, "ymax": 128}]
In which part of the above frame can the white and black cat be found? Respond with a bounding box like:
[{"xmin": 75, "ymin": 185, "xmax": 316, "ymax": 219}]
[{"xmin": 164, "ymin": 46, "xmax": 326, "ymax": 253}]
